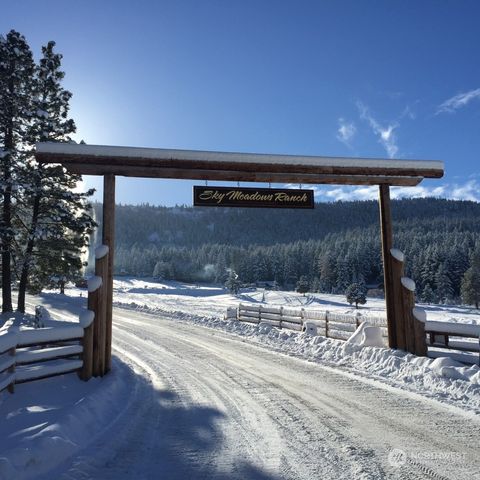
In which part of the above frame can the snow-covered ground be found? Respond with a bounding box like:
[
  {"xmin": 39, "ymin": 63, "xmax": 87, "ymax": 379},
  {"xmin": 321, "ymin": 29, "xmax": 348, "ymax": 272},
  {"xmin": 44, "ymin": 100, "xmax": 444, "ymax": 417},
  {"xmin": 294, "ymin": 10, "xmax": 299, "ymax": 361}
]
[
  {"xmin": 68, "ymin": 276, "xmax": 480, "ymax": 326},
  {"xmin": 1, "ymin": 279, "xmax": 480, "ymax": 479}
]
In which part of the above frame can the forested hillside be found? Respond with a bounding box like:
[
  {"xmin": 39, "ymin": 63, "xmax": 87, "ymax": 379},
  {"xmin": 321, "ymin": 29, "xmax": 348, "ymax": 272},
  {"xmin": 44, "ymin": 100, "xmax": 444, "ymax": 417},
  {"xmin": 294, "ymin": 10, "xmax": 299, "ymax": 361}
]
[{"xmin": 93, "ymin": 198, "xmax": 480, "ymax": 303}]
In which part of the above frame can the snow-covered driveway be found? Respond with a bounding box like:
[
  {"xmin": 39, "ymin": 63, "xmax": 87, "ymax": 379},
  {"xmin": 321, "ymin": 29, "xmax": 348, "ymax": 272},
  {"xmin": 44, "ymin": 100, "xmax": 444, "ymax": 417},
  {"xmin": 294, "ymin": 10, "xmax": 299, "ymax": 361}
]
[{"xmin": 49, "ymin": 307, "xmax": 478, "ymax": 480}]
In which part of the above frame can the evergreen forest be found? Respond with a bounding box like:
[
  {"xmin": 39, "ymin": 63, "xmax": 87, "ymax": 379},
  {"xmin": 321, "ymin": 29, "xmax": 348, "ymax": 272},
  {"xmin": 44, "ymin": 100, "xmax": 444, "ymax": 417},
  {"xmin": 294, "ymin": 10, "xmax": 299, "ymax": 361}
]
[{"xmin": 93, "ymin": 198, "xmax": 480, "ymax": 304}]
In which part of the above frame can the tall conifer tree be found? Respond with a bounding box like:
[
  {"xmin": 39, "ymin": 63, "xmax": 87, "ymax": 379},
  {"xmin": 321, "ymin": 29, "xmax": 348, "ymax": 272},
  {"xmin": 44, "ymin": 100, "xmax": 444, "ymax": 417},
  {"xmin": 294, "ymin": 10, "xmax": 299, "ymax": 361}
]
[
  {"xmin": 16, "ymin": 40, "xmax": 95, "ymax": 311},
  {"xmin": 0, "ymin": 31, "xmax": 35, "ymax": 312}
]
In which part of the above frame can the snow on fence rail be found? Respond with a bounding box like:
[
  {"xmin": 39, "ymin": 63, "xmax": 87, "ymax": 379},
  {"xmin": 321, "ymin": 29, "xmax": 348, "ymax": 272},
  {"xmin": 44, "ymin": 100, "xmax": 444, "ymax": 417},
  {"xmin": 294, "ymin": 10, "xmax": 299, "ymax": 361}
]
[
  {"xmin": 424, "ymin": 320, "xmax": 480, "ymax": 365},
  {"xmin": 0, "ymin": 245, "xmax": 110, "ymax": 395},
  {"xmin": 234, "ymin": 303, "xmax": 388, "ymax": 341},
  {"xmin": 233, "ymin": 304, "xmax": 480, "ymax": 364},
  {"xmin": 0, "ymin": 320, "xmax": 93, "ymax": 395}
]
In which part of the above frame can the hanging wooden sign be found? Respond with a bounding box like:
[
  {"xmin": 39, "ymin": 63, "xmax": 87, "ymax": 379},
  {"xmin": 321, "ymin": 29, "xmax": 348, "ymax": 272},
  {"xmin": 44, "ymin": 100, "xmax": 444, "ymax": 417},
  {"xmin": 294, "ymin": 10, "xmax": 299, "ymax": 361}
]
[{"xmin": 193, "ymin": 186, "xmax": 314, "ymax": 209}]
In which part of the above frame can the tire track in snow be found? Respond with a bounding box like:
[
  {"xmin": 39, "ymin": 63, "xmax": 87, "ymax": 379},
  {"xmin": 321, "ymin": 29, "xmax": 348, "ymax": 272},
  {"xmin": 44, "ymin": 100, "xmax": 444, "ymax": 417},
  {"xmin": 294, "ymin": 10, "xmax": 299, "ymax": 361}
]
[
  {"xmin": 111, "ymin": 308, "xmax": 480, "ymax": 480},
  {"xmin": 111, "ymin": 314, "xmax": 398, "ymax": 478}
]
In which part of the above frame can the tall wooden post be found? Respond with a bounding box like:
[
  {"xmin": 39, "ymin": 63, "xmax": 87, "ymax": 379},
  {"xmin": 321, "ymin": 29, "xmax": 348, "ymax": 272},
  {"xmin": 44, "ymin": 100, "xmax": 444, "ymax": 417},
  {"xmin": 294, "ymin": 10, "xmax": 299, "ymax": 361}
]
[
  {"xmin": 401, "ymin": 277, "xmax": 416, "ymax": 354},
  {"xmin": 79, "ymin": 310, "xmax": 94, "ymax": 381},
  {"xmin": 390, "ymin": 249, "xmax": 406, "ymax": 350},
  {"xmin": 378, "ymin": 185, "xmax": 397, "ymax": 348},
  {"xmin": 103, "ymin": 175, "xmax": 115, "ymax": 372},
  {"xmin": 94, "ymin": 249, "xmax": 108, "ymax": 376}
]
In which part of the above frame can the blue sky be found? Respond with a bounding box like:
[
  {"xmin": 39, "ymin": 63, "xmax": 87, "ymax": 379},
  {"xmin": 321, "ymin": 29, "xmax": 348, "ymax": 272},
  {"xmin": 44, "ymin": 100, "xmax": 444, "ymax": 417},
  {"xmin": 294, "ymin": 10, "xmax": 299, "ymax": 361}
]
[{"xmin": 3, "ymin": 0, "xmax": 480, "ymax": 205}]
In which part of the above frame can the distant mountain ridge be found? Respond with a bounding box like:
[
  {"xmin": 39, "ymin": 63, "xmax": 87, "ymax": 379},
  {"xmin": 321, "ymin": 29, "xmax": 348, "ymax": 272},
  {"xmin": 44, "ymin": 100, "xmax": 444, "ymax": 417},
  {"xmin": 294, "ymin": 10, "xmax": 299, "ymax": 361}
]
[{"xmin": 94, "ymin": 198, "xmax": 480, "ymax": 249}]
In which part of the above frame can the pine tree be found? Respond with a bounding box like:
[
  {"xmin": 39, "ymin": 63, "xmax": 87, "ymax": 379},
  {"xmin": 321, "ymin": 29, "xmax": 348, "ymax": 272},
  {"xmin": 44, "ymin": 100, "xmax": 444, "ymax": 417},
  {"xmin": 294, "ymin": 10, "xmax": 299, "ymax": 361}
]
[
  {"xmin": 16, "ymin": 40, "xmax": 95, "ymax": 312},
  {"xmin": 421, "ymin": 284, "xmax": 435, "ymax": 304},
  {"xmin": 335, "ymin": 258, "xmax": 351, "ymax": 293},
  {"xmin": 461, "ymin": 246, "xmax": 480, "ymax": 309},
  {"xmin": 310, "ymin": 277, "xmax": 321, "ymax": 293},
  {"xmin": 345, "ymin": 281, "xmax": 367, "ymax": 308},
  {"xmin": 318, "ymin": 253, "xmax": 336, "ymax": 293},
  {"xmin": 296, "ymin": 275, "xmax": 309, "ymax": 296},
  {"xmin": 0, "ymin": 31, "xmax": 35, "ymax": 312},
  {"xmin": 153, "ymin": 260, "xmax": 169, "ymax": 279},
  {"xmin": 225, "ymin": 269, "xmax": 241, "ymax": 295},
  {"xmin": 434, "ymin": 263, "xmax": 453, "ymax": 304}
]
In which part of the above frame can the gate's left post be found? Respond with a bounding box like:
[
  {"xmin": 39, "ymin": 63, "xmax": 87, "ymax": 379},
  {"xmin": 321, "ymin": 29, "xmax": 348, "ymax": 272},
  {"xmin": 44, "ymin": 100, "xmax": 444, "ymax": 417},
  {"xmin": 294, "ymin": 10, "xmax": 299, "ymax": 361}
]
[{"xmin": 103, "ymin": 175, "xmax": 116, "ymax": 373}]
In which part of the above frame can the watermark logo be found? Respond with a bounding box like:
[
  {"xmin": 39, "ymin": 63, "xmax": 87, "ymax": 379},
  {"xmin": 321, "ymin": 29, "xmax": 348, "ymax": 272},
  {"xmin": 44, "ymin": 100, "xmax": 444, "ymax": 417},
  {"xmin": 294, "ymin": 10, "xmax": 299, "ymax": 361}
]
[
  {"xmin": 388, "ymin": 448, "xmax": 407, "ymax": 468},
  {"xmin": 388, "ymin": 448, "xmax": 467, "ymax": 469}
]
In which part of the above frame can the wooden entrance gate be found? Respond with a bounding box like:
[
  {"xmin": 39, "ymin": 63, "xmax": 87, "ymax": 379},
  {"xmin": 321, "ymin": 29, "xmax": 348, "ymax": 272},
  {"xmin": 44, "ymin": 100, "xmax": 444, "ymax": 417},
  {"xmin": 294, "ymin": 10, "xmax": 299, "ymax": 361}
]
[{"xmin": 35, "ymin": 143, "xmax": 444, "ymax": 372}]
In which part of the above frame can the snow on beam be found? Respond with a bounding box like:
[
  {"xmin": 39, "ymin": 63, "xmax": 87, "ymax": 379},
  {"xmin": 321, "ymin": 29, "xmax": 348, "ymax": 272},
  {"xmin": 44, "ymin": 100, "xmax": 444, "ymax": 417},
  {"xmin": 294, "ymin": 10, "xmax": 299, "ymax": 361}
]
[
  {"xmin": 0, "ymin": 332, "xmax": 17, "ymax": 354},
  {"xmin": 88, "ymin": 276, "xmax": 103, "ymax": 293},
  {"xmin": 95, "ymin": 244, "xmax": 109, "ymax": 260},
  {"xmin": 35, "ymin": 143, "xmax": 444, "ymax": 180},
  {"xmin": 79, "ymin": 310, "xmax": 95, "ymax": 328},
  {"xmin": 401, "ymin": 277, "xmax": 416, "ymax": 292},
  {"xmin": 15, "ymin": 359, "xmax": 83, "ymax": 383},
  {"xmin": 390, "ymin": 248, "xmax": 405, "ymax": 262},
  {"xmin": 424, "ymin": 321, "xmax": 480, "ymax": 337},
  {"xmin": 17, "ymin": 326, "xmax": 84, "ymax": 347},
  {"xmin": 412, "ymin": 307, "xmax": 427, "ymax": 323}
]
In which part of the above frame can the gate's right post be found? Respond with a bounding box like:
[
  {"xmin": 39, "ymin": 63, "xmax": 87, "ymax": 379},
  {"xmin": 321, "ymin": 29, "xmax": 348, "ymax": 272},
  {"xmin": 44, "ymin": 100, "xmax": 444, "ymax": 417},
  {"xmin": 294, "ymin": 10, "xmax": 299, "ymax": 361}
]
[{"xmin": 378, "ymin": 185, "xmax": 397, "ymax": 348}]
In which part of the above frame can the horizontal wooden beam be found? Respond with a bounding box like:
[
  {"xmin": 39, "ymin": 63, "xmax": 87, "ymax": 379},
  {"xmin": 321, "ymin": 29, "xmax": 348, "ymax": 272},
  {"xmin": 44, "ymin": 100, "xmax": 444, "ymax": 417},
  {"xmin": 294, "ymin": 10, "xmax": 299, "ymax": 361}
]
[
  {"xmin": 37, "ymin": 152, "xmax": 443, "ymax": 179},
  {"xmin": 61, "ymin": 163, "xmax": 424, "ymax": 186},
  {"xmin": 35, "ymin": 143, "xmax": 444, "ymax": 182}
]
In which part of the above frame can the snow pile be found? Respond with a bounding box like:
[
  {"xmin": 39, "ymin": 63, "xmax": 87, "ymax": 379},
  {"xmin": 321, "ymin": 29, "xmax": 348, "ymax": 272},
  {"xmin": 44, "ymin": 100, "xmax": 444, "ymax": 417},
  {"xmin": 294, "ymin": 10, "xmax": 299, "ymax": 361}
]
[
  {"xmin": 34, "ymin": 306, "xmax": 51, "ymax": 328},
  {"xmin": 0, "ymin": 312, "xmax": 36, "ymax": 331},
  {"xmin": 346, "ymin": 322, "xmax": 386, "ymax": 348},
  {"xmin": 0, "ymin": 358, "xmax": 136, "ymax": 480},
  {"xmin": 116, "ymin": 301, "xmax": 480, "ymax": 414}
]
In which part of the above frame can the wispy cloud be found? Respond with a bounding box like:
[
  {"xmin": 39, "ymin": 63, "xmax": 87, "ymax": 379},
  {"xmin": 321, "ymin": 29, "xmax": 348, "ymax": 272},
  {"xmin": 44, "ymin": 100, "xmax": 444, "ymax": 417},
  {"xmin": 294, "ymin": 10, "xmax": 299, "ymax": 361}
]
[
  {"xmin": 450, "ymin": 180, "xmax": 480, "ymax": 202},
  {"xmin": 356, "ymin": 101, "xmax": 399, "ymax": 158},
  {"xmin": 336, "ymin": 118, "xmax": 356, "ymax": 147},
  {"xmin": 312, "ymin": 180, "xmax": 479, "ymax": 203},
  {"xmin": 399, "ymin": 103, "xmax": 417, "ymax": 120},
  {"xmin": 436, "ymin": 88, "xmax": 480, "ymax": 114}
]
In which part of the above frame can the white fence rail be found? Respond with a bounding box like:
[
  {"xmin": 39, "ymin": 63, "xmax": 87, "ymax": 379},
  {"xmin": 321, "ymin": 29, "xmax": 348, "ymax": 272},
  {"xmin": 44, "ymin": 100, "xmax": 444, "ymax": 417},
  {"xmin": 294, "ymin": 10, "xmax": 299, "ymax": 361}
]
[
  {"xmin": 235, "ymin": 303, "xmax": 388, "ymax": 341},
  {"xmin": 233, "ymin": 303, "xmax": 480, "ymax": 365},
  {"xmin": 425, "ymin": 320, "xmax": 480, "ymax": 365},
  {"xmin": 0, "ymin": 323, "xmax": 91, "ymax": 394}
]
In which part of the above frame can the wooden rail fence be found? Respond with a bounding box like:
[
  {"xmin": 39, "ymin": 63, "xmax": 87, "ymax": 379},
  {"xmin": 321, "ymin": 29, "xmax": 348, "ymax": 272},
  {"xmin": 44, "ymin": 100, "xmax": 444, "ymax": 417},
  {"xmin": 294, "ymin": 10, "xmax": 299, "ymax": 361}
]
[
  {"xmin": 0, "ymin": 322, "xmax": 92, "ymax": 395},
  {"xmin": 0, "ymin": 244, "xmax": 110, "ymax": 394},
  {"xmin": 424, "ymin": 319, "xmax": 480, "ymax": 365},
  {"xmin": 234, "ymin": 300, "xmax": 480, "ymax": 365},
  {"xmin": 236, "ymin": 303, "xmax": 388, "ymax": 341}
]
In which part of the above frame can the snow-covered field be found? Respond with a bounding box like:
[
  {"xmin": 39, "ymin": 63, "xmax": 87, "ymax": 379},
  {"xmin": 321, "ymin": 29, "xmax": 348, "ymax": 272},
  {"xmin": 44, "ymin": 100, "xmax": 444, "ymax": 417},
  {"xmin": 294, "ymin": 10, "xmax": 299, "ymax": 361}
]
[
  {"xmin": 71, "ymin": 277, "xmax": 480, "ymax": 326},
  {"xmin": 1, "ymin": 278, "xmax": 480, "ymax": 479}
]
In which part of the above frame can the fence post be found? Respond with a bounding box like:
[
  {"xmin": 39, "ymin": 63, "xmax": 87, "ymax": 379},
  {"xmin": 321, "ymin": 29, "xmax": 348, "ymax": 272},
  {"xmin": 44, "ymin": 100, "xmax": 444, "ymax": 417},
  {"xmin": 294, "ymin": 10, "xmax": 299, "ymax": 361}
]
[
  {"xmin": 279, "ymin": 306, "xmax": 283, "ymax": 329},
  {"xmin": 354, "ymin": 311, "xmax": 360, "ymax": 328},
  {"xmin": 79, "ymin": 310, "xmax": 95, "ymax": 381},
  {"xmin": 94, "ymin": 246, "xmax": 109, "ymax": 377},
  {"xmin": 86, "ymin": 275, "xmax": 104, "ymax": 377},
  {"xmin": 258, "ymin": 304, "xmax": 262, "ymax": 324},
  {"xmin": 300, "ymin": 308, "xmax": 305, "ymax": 329},
  {"xmin": 7, "ymin": 347, "xmax": 15, "ymax": 393},
  {"xmin": 401, "ymin": 277, "xmax": 417, "ymax": 354},
  {"xmin": 412, "ymin": 307, "xmax": 428, "ymax": 357},
  {"xmin": 325, "ymin": 310, "xmax": 329, "ymax": 338},
  {"xmin": 391, "ymin": 249, "xmax": 406, "ymax": 350}
]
